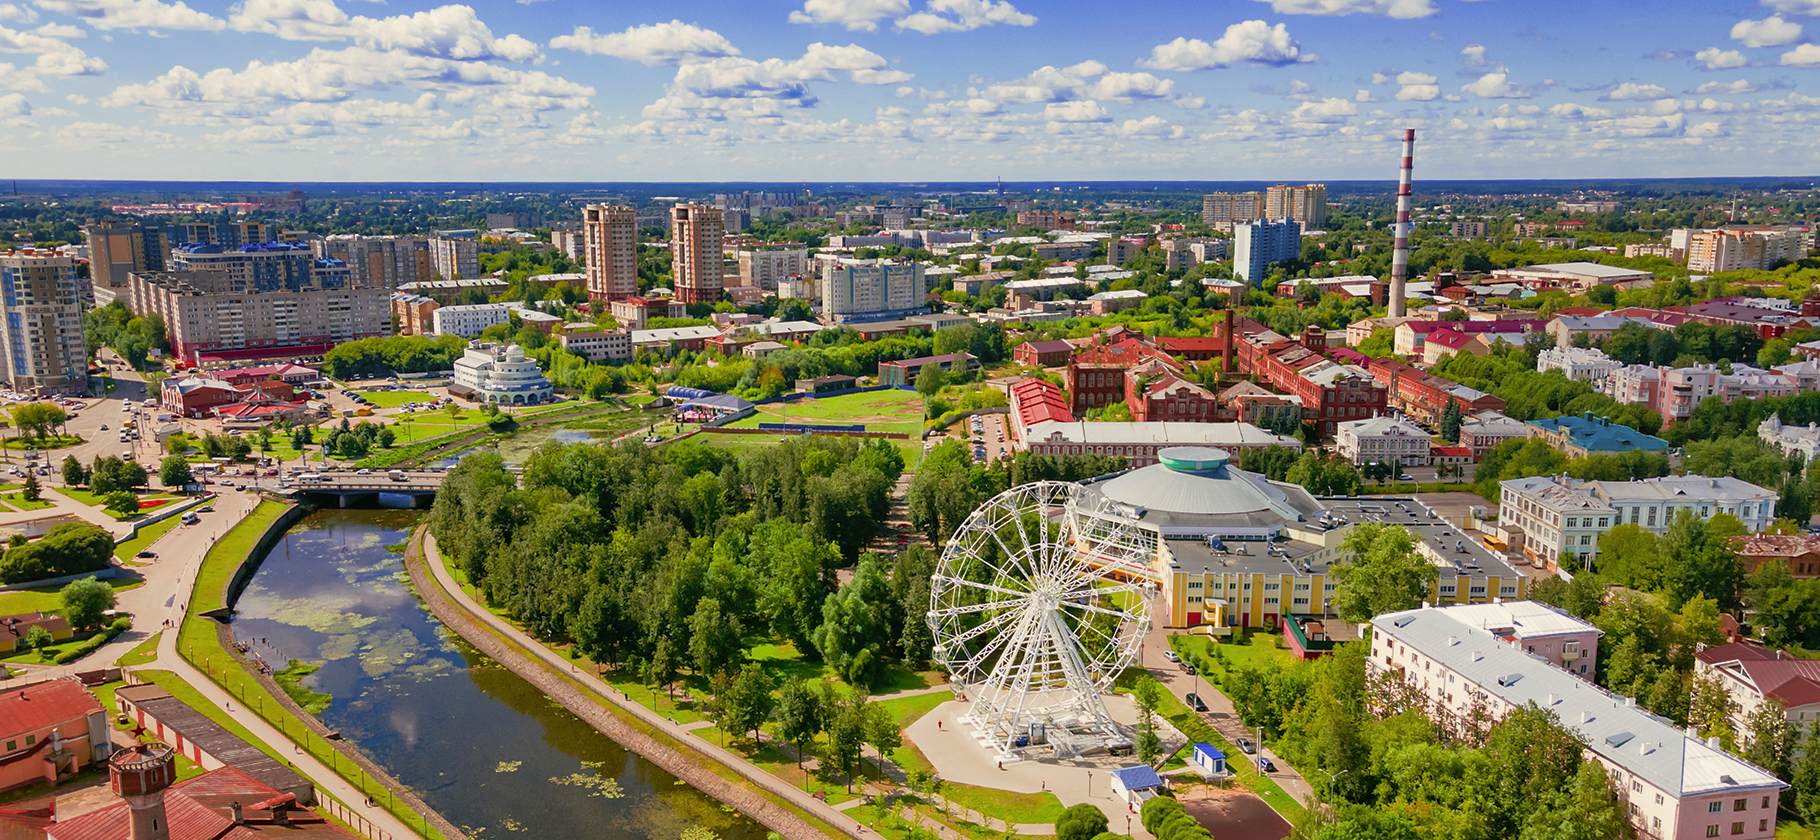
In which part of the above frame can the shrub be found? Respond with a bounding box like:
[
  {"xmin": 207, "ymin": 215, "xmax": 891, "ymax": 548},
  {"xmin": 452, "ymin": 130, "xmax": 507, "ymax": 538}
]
[
  {"xmin": 52, "ymin": 617, "xmax": 130, "ymax": 665},
  {"xmin": 0, "ymin": 523, "xmax": 115, "ymax": 584}
]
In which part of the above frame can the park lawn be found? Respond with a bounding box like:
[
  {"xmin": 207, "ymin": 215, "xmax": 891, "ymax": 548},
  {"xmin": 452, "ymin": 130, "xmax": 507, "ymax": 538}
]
[
  {"xmin": 0, "ymin": 492, "xmax": 52, "ymax": 510},
  {"xmin": 937, "ymin": 781, "xmax": 1067, "ymax": 826},
  {"xmin": 1170, "ymin": 631, "xmax": 1296, "ymax": 679},
  {"xmin": 2, "ymin": 435, "xmax": 81, "ymax": 451},
  {"xmin": 53, "ymin": 487, "xmax": 107, "ymax": 507},
  {"xmin": 743, "ymin": 640, "xmax": 938, "ymax": 699},
  {"xmin": 393, "ymin": 411, "xmax": 490, "ymax": 437},
  {"xmin": 873, "ymin": 691, "xmax": 948, "ymax": 728},
  {"xmin": 712, "ymin": 733, "xmax": 861, "ymax": 805},
  {"xmin": 1780, "ymin": 822, "xmax": 1816, "ymax": 840},
  {"xmin": 119, "ymin": 631, "xmax": 161, "ymax": 667},
  {"xmin": 622, "ymin": 394, "xmax": 657, "ymax": 406},
  {"xmin": 0, "ymin": 578, "xmax": 142, "ymax": 617},
  {"xmin": 1147, "ymin": 679, "xmax": 1308, "ymax": 824},
  {"xmin": 116, "ymin": 516, "xmax": 182, "ymax": 561}
]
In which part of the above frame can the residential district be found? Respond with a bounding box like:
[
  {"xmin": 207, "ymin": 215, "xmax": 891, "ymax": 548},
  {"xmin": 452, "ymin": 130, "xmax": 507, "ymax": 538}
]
[{"xmin": 1, "ymin": 170, "xmax": 1820, "ymax": 840}]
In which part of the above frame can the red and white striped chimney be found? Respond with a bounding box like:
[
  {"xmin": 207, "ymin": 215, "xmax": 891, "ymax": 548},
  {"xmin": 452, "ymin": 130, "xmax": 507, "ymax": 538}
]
[{"xmin": 1389, "ymin": 128, "xmax": 1415, "ymax": 318}]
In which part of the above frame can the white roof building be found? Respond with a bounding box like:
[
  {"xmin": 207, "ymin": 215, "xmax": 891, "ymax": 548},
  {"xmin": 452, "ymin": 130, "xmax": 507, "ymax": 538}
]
[
  {"xmin": 1760, "ymin": 413, "xmax": 1820, "ymax": 463},
  {"xmin": 1537, "ymin": 345, "xmax": 1623, "ymax": 386},
  {"xmin": 451, "ymin": 342, "xmax": 553, "ymax": 406},
  {"xmin": 1020, "ymin": 421, "xmax": 1300, "ymax": 468},
  {"xmin": 1372, "ymin": 604, "xmax": 1785, "ymax": 840},
  {"xmin": 1500, "ymin": 473, "xmax": 1780, "ymax": 566}
]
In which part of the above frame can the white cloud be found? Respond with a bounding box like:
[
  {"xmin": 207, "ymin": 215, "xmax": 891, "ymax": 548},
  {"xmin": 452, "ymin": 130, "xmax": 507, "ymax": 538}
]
[
  {"xmin": 1696, "ymin": 47, "xmax": 1749, "ymax": 69},
  {"xmin": 1548, "ymin": 102, "xmax": 1612, "ymax": 120},
  {"xmin": 1251, "ymin": 0, "xmax": 1434, "ymax": 17},
  {"xmin": 1394, "ymin": 70, "xmax": 1437, "ymax": 100},
  {"xmin": 0, "ymin": 5, "xmax": 37, "ymax": 23},
  {"xmin": 1459, "ymin": 44, "xmax": 1489, "ymax": 65},
  {"xmin": 1460, "ymin": 70, "xmax": 1549, "ymax": 98},
  {"xmin": 1041, "ymin": 100, "xmax": 1106, "ymax": 122},
  {"xmin": 0, "ymin": 59, "xmax": 44, "ymax": 89},
  {"xmin": 1602, "ymin": 82, "xmax": 1669, "ymax": 100},
  {"xmin": 980, "ymin": 61, "xmax": 1181, "ymax": 106},
  {"xmin": 230, "ymin": 0, "xmax": 540, "ymax": 62},
  {"xmin": 0, "ymin": 21, "xmax": 104, "ymax": 74},
  {"xmin": 896, "ymin": 0, "xmax": 1034, "ymax": 34},
  {"xmin": 35, "ymin": 0, "xmax": 223, "ymax": 31},
  {"xmin": 1733, "ymin": 16, "xmax": 1803, "ymax": 47},
  {"xmin": 1136, "ymin": 21, "xmax": 1314, "ymax": 72},
  {"xmin": 0, "ymin": 90, "xmax": 25, "ymax": 116},
  {"xmin": 104, "ymin": 46, "xmax": 591, "ymax": 112},
  {"xmin": 1289, "ymin": 96, "xmax": 1355, "ymax": 121},
  {"xmin": 1782, "ymin": 43, "xmax": 1820, "ymax": 65},
  {"xmin": 1690, "ymin": 79, "xmax": 1759, "ymax": 94},
  {"xmin": 787, "ymin": 0, "xmax": 908, "ymax": 31},
  {"xmin": 1116, "ymin": 115, "xmax": 1183, "ymax": 138},
  {"xmin": 1354, "ymin": 88, "xmax": 1373, "ymax": 101},
  {"xmin": 549, "ymin": 21, "xmax": 739, "ymax": 66},
  {"xmin": 1762, "ymin": 0, "xmax": 1820, "ymax": 16},
  {"xmin": 643, "ymin": 42, "xmax": 909, "ymax": 119}
]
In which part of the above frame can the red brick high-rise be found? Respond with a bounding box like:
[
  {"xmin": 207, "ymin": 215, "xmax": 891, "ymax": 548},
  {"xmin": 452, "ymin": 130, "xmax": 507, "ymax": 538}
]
[
  {"xmin": 671, "ymin": 203, "xmax": 724, "ymax": 305},
  {"xmin": 582, "ymin": 204, "xmax": 637, "ymax": 303}
]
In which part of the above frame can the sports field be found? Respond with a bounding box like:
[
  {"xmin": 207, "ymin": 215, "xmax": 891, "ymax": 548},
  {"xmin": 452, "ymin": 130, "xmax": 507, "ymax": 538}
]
[{"xmin": 722, "ymin": 388, "xmax": 923, "ymax": 436}]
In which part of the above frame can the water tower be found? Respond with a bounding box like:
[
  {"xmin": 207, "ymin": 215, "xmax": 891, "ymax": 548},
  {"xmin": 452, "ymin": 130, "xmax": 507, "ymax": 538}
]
[{"xmin": 110, "ymin": 744, "xmax": 176, "ymax": 840}]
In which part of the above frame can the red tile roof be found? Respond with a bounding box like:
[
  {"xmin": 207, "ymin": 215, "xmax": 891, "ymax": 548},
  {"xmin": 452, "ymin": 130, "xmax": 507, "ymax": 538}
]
[
  {"xmin": 50, "ymin": 766, "xmax": 353, "ymax": 840},
  {"xmin": 1694, "ymin": 640, "xmax": 1820, "ymax": 709},
  {"xmin": 0, "ymin": 679, "xmax": 98, "ymax": 740},
  {"xmin": 1730, "ymin": 534, "xmax": 1820, "ymax": 558},
  {"xmin": 1010, "ymin": 378, "xmax": 1072, "ymax": 426},
  {"xmin": 1154, "ymin": 336, "xmax": 1224, "ymax": 353}
]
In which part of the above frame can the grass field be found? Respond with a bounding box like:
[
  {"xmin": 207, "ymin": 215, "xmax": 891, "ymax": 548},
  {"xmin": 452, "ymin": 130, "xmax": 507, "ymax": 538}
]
[
  {"xmin": 392, "ymin": 410, "xmax": 491, "ymax": 438},
  {"xmin": 0, "ymin": 492, "xmax": 52, "ymax": 510},
  {"xmin": 1169, "ymin": 632, "xmax": 1297, "ymax": 679},
  {"xmin": 115, "ymin": 516, "xmax": 182, "ymax": 562},
  {"xmin": 0, "ymin": 578, "xmax": 141, "ymax": 617},
  {"xmin": 725, "ymin": 390, "xmax": 923, "ymax": 435},
  {"xmin": 119, "ymin": 632, "xmax": 161, "ymax": 667}
]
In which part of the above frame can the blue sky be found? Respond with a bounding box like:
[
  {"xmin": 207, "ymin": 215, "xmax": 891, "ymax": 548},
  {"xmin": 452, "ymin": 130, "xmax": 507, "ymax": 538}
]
[{"xmin": 3, "ymin": 0, "xmax": 1819, "ymax": 181}]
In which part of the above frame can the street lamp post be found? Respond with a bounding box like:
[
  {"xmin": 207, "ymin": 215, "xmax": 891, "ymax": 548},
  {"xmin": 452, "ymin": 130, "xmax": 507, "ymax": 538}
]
[{"xmin": 1319, "ymin": 768, "xmax": 1349, "ymax": 820}]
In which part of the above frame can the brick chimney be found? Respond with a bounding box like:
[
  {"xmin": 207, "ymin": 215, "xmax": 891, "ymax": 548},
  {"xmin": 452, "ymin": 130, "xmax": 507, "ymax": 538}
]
[
  {"xmin": 110, "ymin": 745, "xmax": 175, "ymax": 840},
  {"xmin": 1222, "ymin": 308, "xmax": 1235, "ymax": 374}
]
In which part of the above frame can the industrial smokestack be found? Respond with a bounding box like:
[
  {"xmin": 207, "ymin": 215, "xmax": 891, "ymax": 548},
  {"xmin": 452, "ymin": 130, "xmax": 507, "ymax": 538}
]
[{"xmin": 1389, "ymin": 128, "xmax": 1415, "ymax": 318}]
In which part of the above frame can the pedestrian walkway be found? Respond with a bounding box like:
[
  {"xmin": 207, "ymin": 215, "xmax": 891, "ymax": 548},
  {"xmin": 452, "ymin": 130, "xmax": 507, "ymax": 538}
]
[{"xmin": 422, "ymin": 533, "xmax": 884, "ymax": 840}]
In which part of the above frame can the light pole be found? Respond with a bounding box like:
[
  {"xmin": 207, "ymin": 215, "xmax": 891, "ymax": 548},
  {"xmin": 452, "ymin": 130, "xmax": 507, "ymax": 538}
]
[{"xmin": 1318, "ymin": 768, "xmax": 1349, "ymax": 820}]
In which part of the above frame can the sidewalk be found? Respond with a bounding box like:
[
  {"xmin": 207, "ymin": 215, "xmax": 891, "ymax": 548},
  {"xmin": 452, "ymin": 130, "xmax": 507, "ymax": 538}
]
[{"xmin": 420, "ymin": 532, "xmax": 874, "ymax": 840}]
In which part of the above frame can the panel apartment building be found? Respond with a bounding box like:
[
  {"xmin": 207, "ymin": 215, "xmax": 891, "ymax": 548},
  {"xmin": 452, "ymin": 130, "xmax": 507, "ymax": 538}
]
[
  {"xmin": 1233, "ymin": 219, "xmax": 1302, "ymax": 283},
  {"xmin": 127, "ymin": 266, "xmax": 389, "ymax": 361},
  {"xmin": 738, "ymin": 245, "xmax": 809, "ymax": 291},
  {"xmin": 0, "ymin": 250, "xmax": 87, "ymax": 395},
  {"xmin": 313, "ymin": 236, "xmax": 434, "ymax": 288},
  {"xmin": 819, "ymin": 259, "xmax": 924, "ymax": 323},
  {"xmin": 1685, "ymin": 227, "xmax": 1809, "ymax": 273},
  {"xmin": 85, "ymin": 220, "xmax": 172, "ymax": 304},
  {"xmin": 1264, "ymin": 183, "xmax": 1328, "ymax": 230},
  {"xmin": 1373, "ymin": 603, "xmax": 1785, "ymax": 840},
  {"xmin": 1200, "ymin": 192, "xmax": 1264, "ymax": 231},
  {"xmin": 583, "ymin": 204, "xmax": 638, "ymax": 302}
]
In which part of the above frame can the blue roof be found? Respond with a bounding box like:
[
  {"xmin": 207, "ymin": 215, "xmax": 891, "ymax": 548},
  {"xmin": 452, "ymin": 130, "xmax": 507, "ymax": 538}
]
[
  {"xmin": 1109, "ymin": 765, "xmax": 1164, "ymax": 790},
  {"xmin": 1193, "ymin": 742, "xmax": 1225, "ymax": 761},
  {"xmin": 1526, "ymin": 412, "xmax": 1667, "ymax": 453}
]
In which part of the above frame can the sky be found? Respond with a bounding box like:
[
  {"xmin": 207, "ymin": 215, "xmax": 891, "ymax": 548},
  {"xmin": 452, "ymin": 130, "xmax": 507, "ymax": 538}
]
[{"xmin": 3, "ymin": 0, "xmax": 1820, "ymax": 182}]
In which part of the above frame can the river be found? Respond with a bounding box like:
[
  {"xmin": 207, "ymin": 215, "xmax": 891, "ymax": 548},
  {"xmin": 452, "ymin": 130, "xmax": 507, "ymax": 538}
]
[{"xmin": 227, "ymin": 507, "xmax": 765, "ymax": 840}]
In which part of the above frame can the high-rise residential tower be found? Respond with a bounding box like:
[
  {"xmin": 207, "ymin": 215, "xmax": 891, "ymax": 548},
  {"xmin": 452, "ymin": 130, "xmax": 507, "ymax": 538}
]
[
  {"xmin": 583, "ymin": 204, "xmax": 638, "ymax": 302},
  {"xmin": 0, "ymin": 249, "xmax": 89, "ymax": 395},
  {"xmin": 671, "ymin": 203, "xmax": 725, "ymax": 305}
]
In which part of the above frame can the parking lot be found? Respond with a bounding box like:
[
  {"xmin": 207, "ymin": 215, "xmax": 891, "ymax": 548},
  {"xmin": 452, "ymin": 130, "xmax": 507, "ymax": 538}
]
[{"xmin": 928, "ymin": 411, "xmax": 1013, "ymax": 466}]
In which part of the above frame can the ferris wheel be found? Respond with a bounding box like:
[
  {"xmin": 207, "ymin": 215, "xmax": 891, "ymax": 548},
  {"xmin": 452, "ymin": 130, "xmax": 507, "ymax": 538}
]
[{"xmin": 927, "ymin": 481, "xmax": 1156, "ymax": 759}]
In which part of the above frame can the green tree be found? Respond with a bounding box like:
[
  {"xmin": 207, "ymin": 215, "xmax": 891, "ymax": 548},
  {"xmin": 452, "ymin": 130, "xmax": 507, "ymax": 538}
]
[
  {"xmin": 1134, "ymin": 677, "xmax": 1163, "ymax": 763},
  {"xmin": 720, "ymin": 662, "xmax": 777, "ymax": 744},
  {"xmin": 24, "ymin": 625, "xmax": 51, "ymax": 654},
  {"xmin": 101, "ymin": 491, "xmax": 141, "ymax": 517},
  {"xmin": 827, "ymin": 697, "xmax": 868, "ymax": 791},
  {"xmin": 20, "ymin": 471, "xmax": 38, "ymax": 503},
  {"xmin": 916, "ymin": 364, "xmax": 948, "ymax": 400},
  {"xmin": 9, "ymin": 403, "xmax": 65, "ymax": 443},
  {"xmin": 1743, "ymin": 696, "xmax": 1797, "ymax": 780},
  {"xmin": 812, "ymin": 556, "xmax": 891, "ymax": 688},
  {"xmin": 687, "ymin": 597, "xmax": 743, "ymax": 679},
  {"xmin": 1793, "ymin": 729, "xmax": 1820, "ymax": 827},
  {"xmin": 159, "ymin": 455, "xmax": 193, "ymax": 488},
  {"xmin": 58, "ymin": 577, "xmax": 114, "ymax": 629},
  {"xmin": 1330, "ymin": 523, "xmax": 1438, "ymax": 623},
  {"xmin": 60, "ymin": 455, "xmax": 86, "ymax": 487},
  {"xmin": 774, "ymin": 679, "xmax": 826, "ymax": 770},
  {"xmin": 1439, "ymin": 401, "xmax": 1463, "ymax": 444},
  {"xmin": 1056, "ymin": 804, "xmax": 1110, "ymax": 840},
  {"xmin": 1688, "ymin": 670, "xmax": 1739, "ymax": 749},
  {"xmin": 1515, "ymin": 761, "xmax": 1631, "ymax": 840}
]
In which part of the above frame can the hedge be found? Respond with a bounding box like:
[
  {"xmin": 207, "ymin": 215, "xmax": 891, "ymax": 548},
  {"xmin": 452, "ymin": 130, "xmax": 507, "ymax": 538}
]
[{"xmin": 53, "ymin": 617, "xmax": 131, "ymax": 664}]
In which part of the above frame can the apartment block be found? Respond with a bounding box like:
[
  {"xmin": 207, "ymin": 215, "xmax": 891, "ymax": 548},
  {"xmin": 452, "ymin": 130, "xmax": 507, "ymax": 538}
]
[
  {"xmin": 1374, "ymin": 603, "xmax": 1783, "ymax": 840},
  {"xmin": 0, "ymin": 250, "xmax": 87, "ymax": 395},
  {"xmin": 312, "ymin": 236, "xmax": 434, "ymax": 289},
  {"xmin": 1449, "ymin": 221, "xmax": 1487, "ymax": 238},
  {"xmin": 432, "ymin": 302, "xmax": 517, "ymax": 337},
  {"xmin": 1233, "ymin": 219, "xmax": 1301, "ymax": 283},
  {"xmin": 583, "ymin": 204, "xmax": 638, "ymax": 302},
  {"xmin": 1264, "ymin": 184, "xmax": 1328, "ymax": 229},
  {"xmin": 1536, "ymin": 346, "xmax": 1622, "ymax": 387},
  {"xmin": 1686, "ymin": 228, "xmax": 1808, "ymax": 273},
  {"xmin": 737, "ymin": 245, "xmax": 809, "ymax": 291},
  {"xmin": 820, "ymin": 259, "xmax": 923, "ymax": 323},
  {"xmin": 127, "ymin": 269, "xmax": 390, "ymax": 361},
  {"xmin": 170, "ymin": 242, "xmax": 343, "ymax": 293},
  {"xmin": 1335, "ymin": 415, "xmax": 1432, "ymax": 467},
  {"xmin": 1697, "ymin": 640, "xmax": 1820, "ymax": 752},
  {"xmin": 169, "ymin": 221, "xmax": 272, "ymax": 249},
  {"xmin": 1015, "ymin": 210, "xmax": 1075, "ymax": 231},
  {"xmin": 555, "ymin": 325, "xmax": 633, "ymax": 363},
  {"xmin": 1201, "ymin": 192, "xmax": 1264, "ymax": 230},
  {"xmin": 85, "ymin": 221, "xmax": 170, "ymax": 301},
  {"xmin": 552, "ymin": 228, "xmax": 585, "ymax": 261},
  {"xmin": 391, "ymin": 292, "xmax": 439, "ymax": 336},
  {"xmin": 429, "ymin": 236, "xmax": 480, "ymax": 282},
  {"xmin": 609, "ymin": 295, "xmax": 687, "ymax": 331},
  {"xmin": 672, "ymin": 204, "xmax": 725, "ymax": 305},
  {"xmin": 1500, "ymin": 473, "xmax": 1779, "ymax": 567}
]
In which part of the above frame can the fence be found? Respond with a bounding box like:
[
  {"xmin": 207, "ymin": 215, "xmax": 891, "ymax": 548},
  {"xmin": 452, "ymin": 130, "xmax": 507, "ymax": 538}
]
[
  {"xmin": 696, "ymin": 427, "xmax": 908, "ymax": 440},
  {"xmin": 320, "ymin": 796, "xmax": 399, "ymax": 840},
  {"xmin": 758, "ymin": 422, "xmax": 866, "ymax": 434}
]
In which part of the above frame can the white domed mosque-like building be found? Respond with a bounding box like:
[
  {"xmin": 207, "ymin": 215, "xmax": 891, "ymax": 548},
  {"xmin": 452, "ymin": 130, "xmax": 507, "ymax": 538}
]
[
  {"xmin": 451, "ymin": 342, "xmax": 555, "ymax": 406},
  {"xmin": 1078, "ymin": 447, "xmax": 1529, "ymax": 639}
]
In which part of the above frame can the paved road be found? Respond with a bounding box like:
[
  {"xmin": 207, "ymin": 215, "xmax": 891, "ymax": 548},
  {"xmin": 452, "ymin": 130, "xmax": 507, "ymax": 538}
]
[{"xmin": 1139, "ymin": 625, "xmax": 1316, "ymax": 809}]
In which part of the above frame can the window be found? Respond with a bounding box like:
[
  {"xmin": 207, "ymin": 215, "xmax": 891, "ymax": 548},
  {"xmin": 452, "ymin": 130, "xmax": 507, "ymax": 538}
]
[
  {"xmin": 1731, "ymin": 822, "xmax": 1744, "ymax": 835},
  {"xmin": 1735, "ymin": 799, "xmax": 1746, "ymax": 812},
  {"xmin": 1710, "ymin": 803, "xmax": 1723, "ymax": 814},
  {"xmin": 1763, "ymin": 797, "xmax": 1771, "ymax": 809},
  {"xmin": 1761, "ymin": 820, "xmax": 1769, "ymax": 832},
  {"xmin": 1706, "ymin": 827, "xmax": 1719, "ymax": 838},
  {"xmin": 3, "ymin": 741, "xmax": 11, "ymax": 751},
  {"xmin": 1655, "ymin": 794, "xmax": 1663, "ymax": 805},
  {"xmin": 1632, "ymin": 781, "xmax": 1642, "ymax": 793}
]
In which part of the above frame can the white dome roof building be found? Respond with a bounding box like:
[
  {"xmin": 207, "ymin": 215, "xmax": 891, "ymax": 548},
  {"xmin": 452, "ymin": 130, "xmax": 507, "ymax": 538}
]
[{"xmin": 451, "ymin": 341, "xmax": 555, "ymax": 406}]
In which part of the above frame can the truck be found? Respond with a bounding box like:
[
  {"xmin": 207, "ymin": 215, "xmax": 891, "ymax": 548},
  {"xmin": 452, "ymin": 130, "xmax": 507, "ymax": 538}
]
[{"xmin": 388, "ymin": 470, "xmax": 408, "ymax": 482}]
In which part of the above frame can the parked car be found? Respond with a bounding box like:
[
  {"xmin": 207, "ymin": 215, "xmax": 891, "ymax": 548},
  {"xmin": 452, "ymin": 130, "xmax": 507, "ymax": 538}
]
[
  {"xmin": 1256, "ymin": 756, "xmax": 1276, "ymax": 773},
  {"xmin": 1236, "ymin": 738, "xmax": 1256, "ymax": 754},
  {"xmin": 1185, "ymin": 693, "xmax": 1208, "ymax": 712},
  {"xmin": 136, "ymin": 550, "xmax": 156, "ymax": 559},
  {"xmin": 99, "ymin": 424, "xmax": 108, "ymax": 431},
  {"xmin": 1182, "ymin": 663, "xmax": 1197, "ymax": 676},
  {"xmin": 1163, "ymin": 650, "xmax": 1179, "ymax": 663}
]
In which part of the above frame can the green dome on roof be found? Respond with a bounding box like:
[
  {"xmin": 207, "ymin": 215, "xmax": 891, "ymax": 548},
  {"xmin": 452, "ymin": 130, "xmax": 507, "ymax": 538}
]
[{"xmin": 1159, "ymin": 447, "xmax": 1231, "ymax": 473}]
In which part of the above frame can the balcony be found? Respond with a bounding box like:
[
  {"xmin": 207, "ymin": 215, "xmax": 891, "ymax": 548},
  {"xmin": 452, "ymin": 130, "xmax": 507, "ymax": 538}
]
[{"xmin": 1561, "ymin": 650, "xmax": 1580, "ymax": 662}]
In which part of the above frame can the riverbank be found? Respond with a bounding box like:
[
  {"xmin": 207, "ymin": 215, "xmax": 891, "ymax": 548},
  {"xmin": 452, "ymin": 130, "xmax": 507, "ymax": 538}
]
[
  {"xmin": 175, "ymin": 498, "xmax": 465, "ymax": 840},
  {"xmin": 404, "ymin": 526, "xmax": 859, "ymax": 840}
]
